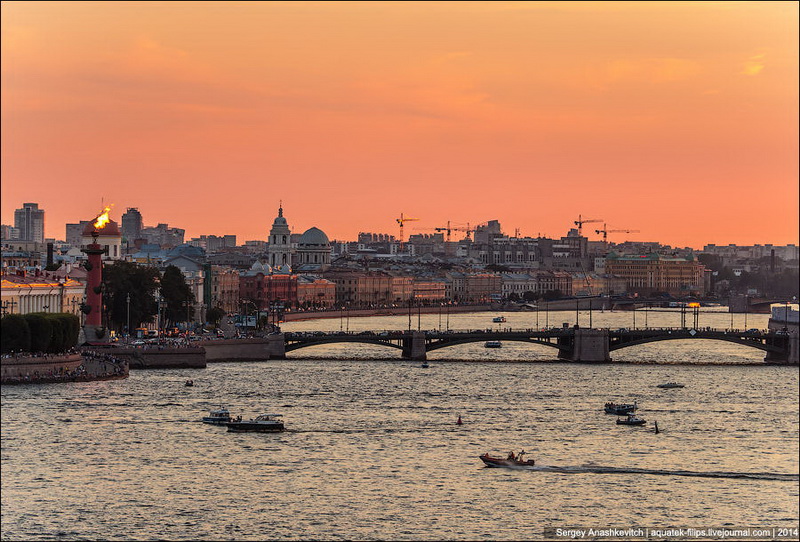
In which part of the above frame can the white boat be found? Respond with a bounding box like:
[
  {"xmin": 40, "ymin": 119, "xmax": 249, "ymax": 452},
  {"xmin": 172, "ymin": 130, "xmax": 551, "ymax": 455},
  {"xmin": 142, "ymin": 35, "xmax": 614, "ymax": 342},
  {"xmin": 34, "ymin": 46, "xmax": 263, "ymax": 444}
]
[
  {"xmin": 226, "ymin": 413, "xmax": 285, "ymax": 433},
  {"xmin": 657, "ymin": 382, "xmax": 684, "ymax": 389},
  {"xmin": 616, "ymin": 413, "xmax": 646, "ymax": 426},
  {"xmin": 202, "ymin": 407, "xmax": 232, "ymax": 425},
  {"xmin": 492, "ymin": 316, "xmax": 507, "ymax": 323}
]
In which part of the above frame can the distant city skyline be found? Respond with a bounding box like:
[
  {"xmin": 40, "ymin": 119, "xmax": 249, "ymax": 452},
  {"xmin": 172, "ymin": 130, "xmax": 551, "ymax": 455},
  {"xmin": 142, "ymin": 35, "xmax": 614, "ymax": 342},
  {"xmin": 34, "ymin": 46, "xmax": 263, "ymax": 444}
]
[{"xmin": 2, "ymin": 2, "xmax": 798, "ymax": 249}]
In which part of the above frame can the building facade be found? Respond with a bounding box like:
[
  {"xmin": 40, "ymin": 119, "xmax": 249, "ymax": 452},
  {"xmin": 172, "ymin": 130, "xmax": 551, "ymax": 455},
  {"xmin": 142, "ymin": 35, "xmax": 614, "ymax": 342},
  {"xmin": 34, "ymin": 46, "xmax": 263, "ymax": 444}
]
[
  {"xmin": 604, "ymin": 253, "xmax": 705, "ymax": 296},
  {"xmin": 14, "ymin": 203, "xmax": 45, "ymax": 243},
  {"xmin": 268, "ymin": 205, "xmax": 292, "ymax": 269},
  {"xmin": 1, "ymin": 271, "xmax": 84, "ymax": 317}
]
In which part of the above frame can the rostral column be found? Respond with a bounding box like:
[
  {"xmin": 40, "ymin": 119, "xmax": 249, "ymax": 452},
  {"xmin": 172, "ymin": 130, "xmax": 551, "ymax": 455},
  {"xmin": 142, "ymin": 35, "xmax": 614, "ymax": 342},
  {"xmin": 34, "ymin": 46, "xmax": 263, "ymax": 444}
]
[{"xmin": 81, "ymin": 211, "xmax": 110, "ymax": 342}]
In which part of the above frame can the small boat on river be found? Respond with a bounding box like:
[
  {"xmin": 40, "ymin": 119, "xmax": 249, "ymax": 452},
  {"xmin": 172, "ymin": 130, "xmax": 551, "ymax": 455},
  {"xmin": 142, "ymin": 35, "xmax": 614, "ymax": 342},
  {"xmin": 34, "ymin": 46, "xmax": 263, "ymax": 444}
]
[
  {"xmin": 616, "ymin": 413, "xmax": 647, "ymax": 426},
  {"xmin": 202, "ymin": 407, "xmax": 232, "ymax": 425},
  {"xmin": 657, "ymin": 382, "xmax": 685, "ymax": 389},
  {"xmin": 226, "ymin": 413, "xmax": 285, "ymax": 433},
  {"xmin": 480, "ymin": 451, "xmax": 535, "ymax": 468},
  {"xmin": 492, "ymin": 316, "xmax": 506, "ymax": 323},
  {"xmin": 484, "ymin": 341, "xmax": 502, "ymax": 348},
  {"xmin": 604, "ymin": 401, "xmax": 637, "ymax": 415}
]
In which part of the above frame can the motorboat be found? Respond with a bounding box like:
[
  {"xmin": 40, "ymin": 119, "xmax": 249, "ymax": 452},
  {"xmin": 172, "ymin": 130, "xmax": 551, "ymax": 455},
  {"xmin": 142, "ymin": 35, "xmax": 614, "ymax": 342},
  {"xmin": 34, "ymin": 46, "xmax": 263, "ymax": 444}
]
[
  {"xmin": 226, "ymin": 413, "xmax": 285, "ymax": 433},
  {"xmin": 604, "ymin": 402, "xmax": 637, "ymax": 415},
  {"xmin": 492, "ymin": 316, "xmax": 507, "ymax": 323},
  {"xmin": 616, "ymin": 413, "xmax": 647, "ymax": 426},
  {"xmin": 484, "ymin": 341, "xmax": 502, "ymax": 348},
  {"xmin": 657, "ymin": 382, "xmax": 685, "ymax": 389},
  {"xmin": 202, "ymin": 407, "xmax": 232, "ymax": 425},
  {"xmin": 479, "ymin": 452, "xmax": 535, "ymax": 468},
  {"xmin": 185, "ymin": 380, "xmax": 194, "ymax": 387},
  {"xmin": 420, "ymin": 361, "xmax": 430, "ymax": 368}
]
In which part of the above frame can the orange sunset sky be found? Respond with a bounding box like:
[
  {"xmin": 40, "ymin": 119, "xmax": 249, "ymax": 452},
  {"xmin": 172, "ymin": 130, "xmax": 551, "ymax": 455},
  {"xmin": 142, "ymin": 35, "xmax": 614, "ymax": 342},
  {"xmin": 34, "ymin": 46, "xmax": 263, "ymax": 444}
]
[{"xmin": 2, "ymin": 1, "xmax": 798, "ymax": 249}]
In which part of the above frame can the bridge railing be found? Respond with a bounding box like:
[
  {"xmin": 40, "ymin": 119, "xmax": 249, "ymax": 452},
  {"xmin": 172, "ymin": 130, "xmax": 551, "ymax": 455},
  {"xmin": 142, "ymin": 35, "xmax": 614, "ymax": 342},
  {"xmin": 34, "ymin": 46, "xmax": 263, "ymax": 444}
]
[{"xmin": 284, "ymin": 326, "xmax": 776, "ymax": 339}]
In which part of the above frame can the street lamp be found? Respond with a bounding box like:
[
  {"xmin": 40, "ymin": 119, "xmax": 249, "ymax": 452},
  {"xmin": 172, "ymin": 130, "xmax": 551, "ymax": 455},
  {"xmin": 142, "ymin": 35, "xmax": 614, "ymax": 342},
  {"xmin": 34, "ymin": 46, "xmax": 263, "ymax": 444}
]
[{"xmin": 126, "ymin": 293, "xmax": 131, "ymax": 342}]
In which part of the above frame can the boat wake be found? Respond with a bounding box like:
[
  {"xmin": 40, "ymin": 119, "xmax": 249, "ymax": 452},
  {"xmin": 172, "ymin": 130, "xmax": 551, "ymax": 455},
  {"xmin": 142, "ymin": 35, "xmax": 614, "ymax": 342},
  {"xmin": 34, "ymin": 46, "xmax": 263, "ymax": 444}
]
[{"xmin": 529, "ymin": 464, "xmax": 798, "ymax": 481}]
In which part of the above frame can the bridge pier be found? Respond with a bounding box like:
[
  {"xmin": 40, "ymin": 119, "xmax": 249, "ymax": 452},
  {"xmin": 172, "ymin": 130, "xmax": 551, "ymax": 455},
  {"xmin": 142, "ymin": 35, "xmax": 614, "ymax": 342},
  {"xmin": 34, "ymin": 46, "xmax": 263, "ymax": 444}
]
[
  {"xmin": 764, "ymin": 334, "xmax": 798, "ymax": 365},
  {"xmin": 401, "ymin": 332, "xmax": 427, "ymax": 361},
  {"xmin": 559, "ymin": 328, "xmax": 611, "ymax": 362},
  {"xmin": 267, "ymin": 333, "xmax": 286, "ymax": 359}
]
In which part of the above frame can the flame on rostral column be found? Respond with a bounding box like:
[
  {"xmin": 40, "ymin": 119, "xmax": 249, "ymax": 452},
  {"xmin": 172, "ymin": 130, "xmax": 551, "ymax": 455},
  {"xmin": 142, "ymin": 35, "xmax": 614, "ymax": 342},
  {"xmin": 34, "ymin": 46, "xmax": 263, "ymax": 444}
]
[{"xmin": 93, "ymin": 205, "xmax": 113, "ymax": 230}]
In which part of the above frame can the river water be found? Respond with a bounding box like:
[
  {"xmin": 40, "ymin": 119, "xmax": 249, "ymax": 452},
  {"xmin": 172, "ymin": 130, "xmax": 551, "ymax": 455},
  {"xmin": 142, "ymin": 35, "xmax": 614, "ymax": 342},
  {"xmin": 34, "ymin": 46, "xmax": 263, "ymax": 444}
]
[{"xmin": 2, "ymin": 310, "xmax": 798, "ymax": 541}]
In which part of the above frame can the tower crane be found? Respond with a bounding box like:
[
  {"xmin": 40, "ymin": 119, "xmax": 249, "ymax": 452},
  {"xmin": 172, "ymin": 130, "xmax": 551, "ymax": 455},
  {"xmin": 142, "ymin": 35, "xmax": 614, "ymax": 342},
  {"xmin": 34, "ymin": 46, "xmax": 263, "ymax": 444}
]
[
  {"xmin": 595, "ymin": 223, "xmax": 640, "ymax": 243},
  {"xmin": 574, "ymin": 214, "xmax": 604, "ymax": 235},
  {"xmin": 434, "ymin": 221, "xmax": 474, "ymax": 242},
  {"xmin": 396, "ymin": 213, "xmax": 420, "ymax": 250}
]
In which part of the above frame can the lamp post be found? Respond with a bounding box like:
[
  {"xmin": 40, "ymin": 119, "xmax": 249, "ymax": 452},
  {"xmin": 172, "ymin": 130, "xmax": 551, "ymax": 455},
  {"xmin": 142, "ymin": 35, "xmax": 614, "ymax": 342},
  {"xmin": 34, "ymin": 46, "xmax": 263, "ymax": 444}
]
[
  {"xmin": 545, "ymin": 300, "xmax": 549, "ymax": 328},
  {"xmin": 126, "ymin": 293, "xmax": 131, "ymax": 342},
  {"xmin": 744, "ymin": 295, "xmax": 748, "ymax": 330},
  {"xmin": 157, "ymin": 296, "xmax": 164, "ymax": 342}
]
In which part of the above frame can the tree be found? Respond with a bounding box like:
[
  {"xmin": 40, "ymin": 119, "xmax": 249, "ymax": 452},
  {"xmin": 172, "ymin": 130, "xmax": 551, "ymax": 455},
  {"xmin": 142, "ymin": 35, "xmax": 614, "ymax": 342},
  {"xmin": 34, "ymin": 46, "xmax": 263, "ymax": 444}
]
[
  {"xmin": 23, "ymin": 314, "xmax": 52, "ymax": 352},
  {"xmin": 1, "ymin": 315, "xmax": 31, "ymax": 353},
  {"xmin": 160, "ymin": 265, "xmax": 194, "ymax": 327},
  {"xmin": 51, "ymin": 313, "xmax": 80, "ymax": 350},
  {"xmin": 103, "ymin": 261, "xmax": 161, "ymax": 332},
  {"xmin": 206, "ymin": 306, "xmax": 225, "ymax": 327},
  {"xmin": 542, "ymin": 290, "xmax": 563, "ymax": 301},
  {"xmin": 522, "ymin": 291, "xmax": 538, "ymax": 302},
  {"xmin": 46, "ymin": 316, "xmax": 64, "ymax": 353}
]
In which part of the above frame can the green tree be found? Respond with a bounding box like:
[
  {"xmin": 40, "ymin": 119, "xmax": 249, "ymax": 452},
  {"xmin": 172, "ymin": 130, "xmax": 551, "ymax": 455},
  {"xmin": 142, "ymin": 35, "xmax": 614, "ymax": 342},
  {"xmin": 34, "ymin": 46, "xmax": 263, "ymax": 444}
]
[
  {"xmin": 46, "ymin": 316, "xmax": 64, "ymax": 353},
  {"xmin": 49, "ymin": 313, "xmax": 80, "ymax": 350},
  {"xmin": 1, "ymin": 314, "xmax": 31, "ymax": 353},
  {"xmin": 522, "ymin": 291, "xmax": 538, "ymax": 302},
  {"xmin": 206, "ymin": 306, "xmax": 225, "ymax": 327},
  {"xmin": 103, "ymin": 261, "xmax": 160, "ymax": 332},
  {"xmin": 23, "ymin": 313, "xmax": 52, "ymax": 352},
  {"xmin": 160, "ymin": 265, "xmax": 194, "ymax": 327}
]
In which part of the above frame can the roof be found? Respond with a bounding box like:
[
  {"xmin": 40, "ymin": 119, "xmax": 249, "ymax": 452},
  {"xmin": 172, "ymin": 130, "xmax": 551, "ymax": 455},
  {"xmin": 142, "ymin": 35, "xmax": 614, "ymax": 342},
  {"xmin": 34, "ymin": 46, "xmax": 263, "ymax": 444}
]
[
  {"xmin": 1, "ymin": 273, "xmax": 82, "ymax": 288},
  {"xmin": 298, "ymin": 227, "xmax": 330, "ymax": 246}
]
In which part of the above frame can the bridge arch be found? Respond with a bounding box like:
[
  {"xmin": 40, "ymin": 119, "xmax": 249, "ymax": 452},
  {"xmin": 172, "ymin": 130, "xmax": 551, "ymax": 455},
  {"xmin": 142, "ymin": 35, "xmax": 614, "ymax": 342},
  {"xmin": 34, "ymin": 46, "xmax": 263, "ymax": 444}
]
[
  {"xmin": 609, "ymin": 335, "xmax": 781, "ymax": 354},
  {"xmin": 425, "ymin": 336, "xmax": 562, "ymax": 353},
  {"xmin": 284, "ymin": 337, "xmax": 403, "ymax": 353}
]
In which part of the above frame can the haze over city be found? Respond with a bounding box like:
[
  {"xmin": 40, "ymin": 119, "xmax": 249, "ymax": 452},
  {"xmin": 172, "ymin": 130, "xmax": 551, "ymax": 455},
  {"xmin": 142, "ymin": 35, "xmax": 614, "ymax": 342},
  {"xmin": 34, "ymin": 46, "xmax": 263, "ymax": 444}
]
[{"xmin": 2, "ymin": 1, "xmax": 798, "ymax": 248}]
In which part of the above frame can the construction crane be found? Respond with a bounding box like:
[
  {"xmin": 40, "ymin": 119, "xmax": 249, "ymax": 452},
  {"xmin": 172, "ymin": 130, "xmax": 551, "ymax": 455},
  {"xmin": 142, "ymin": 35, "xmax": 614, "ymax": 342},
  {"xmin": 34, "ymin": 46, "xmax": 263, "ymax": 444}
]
[
  {"xmin": 574, "ymin": 214, "xmax": 604, "ymax": 235},
  {"xmin": 434, "ymin": 221, "xmax": 473, "ymax": 242},
  {"xmin": 595, "ymin": 223, "xmax": 640, "ymax": 242},
  {"xmin": 396, "ymin": 213, "xmax": 420, "ymax": 250}
]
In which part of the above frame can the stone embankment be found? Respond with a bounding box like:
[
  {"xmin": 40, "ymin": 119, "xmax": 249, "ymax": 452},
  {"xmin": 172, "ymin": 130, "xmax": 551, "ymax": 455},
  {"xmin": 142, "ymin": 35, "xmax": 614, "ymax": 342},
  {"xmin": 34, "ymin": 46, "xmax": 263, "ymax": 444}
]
[
  {"xmin": 112, "ymin": 345, "xmax": 206, "ymax": 369},
  {"xmin": 1, "ymin": 350, "xmax": 128, "ymax": 385}
]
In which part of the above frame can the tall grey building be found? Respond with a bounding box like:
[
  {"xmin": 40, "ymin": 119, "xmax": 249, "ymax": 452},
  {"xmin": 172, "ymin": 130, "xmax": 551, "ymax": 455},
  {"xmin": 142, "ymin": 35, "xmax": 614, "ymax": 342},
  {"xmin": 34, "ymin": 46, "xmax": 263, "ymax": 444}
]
[
  {"xmin": 121, "ymin": 207, "xmax": 143, "ymax": 242},
  {"xmin": 14, "ymin": 203, "xmax": 45, "ymax": 243}
]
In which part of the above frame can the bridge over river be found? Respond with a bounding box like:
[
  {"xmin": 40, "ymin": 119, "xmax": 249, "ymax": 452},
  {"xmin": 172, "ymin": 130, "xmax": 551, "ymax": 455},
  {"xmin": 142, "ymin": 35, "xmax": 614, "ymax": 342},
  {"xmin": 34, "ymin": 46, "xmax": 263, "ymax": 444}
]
[{"xmin": 201, "ymin": 326, "xmax": 798, "ymax": 364}]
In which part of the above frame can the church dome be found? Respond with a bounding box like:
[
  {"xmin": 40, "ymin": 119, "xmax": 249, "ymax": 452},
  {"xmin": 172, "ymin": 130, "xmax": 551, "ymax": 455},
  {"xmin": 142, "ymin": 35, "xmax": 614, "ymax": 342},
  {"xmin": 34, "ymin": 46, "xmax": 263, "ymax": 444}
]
[
  {"xmin": 298, "ymin": 227, "xmax": 329, "ymax": 246},
  {"xmin": 249, "ymin": 260, "xmax": 272, "ymax": 274},
  {"xmin": 271, "ymin": 205, "xmax": 289, "ymax": 227}
]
